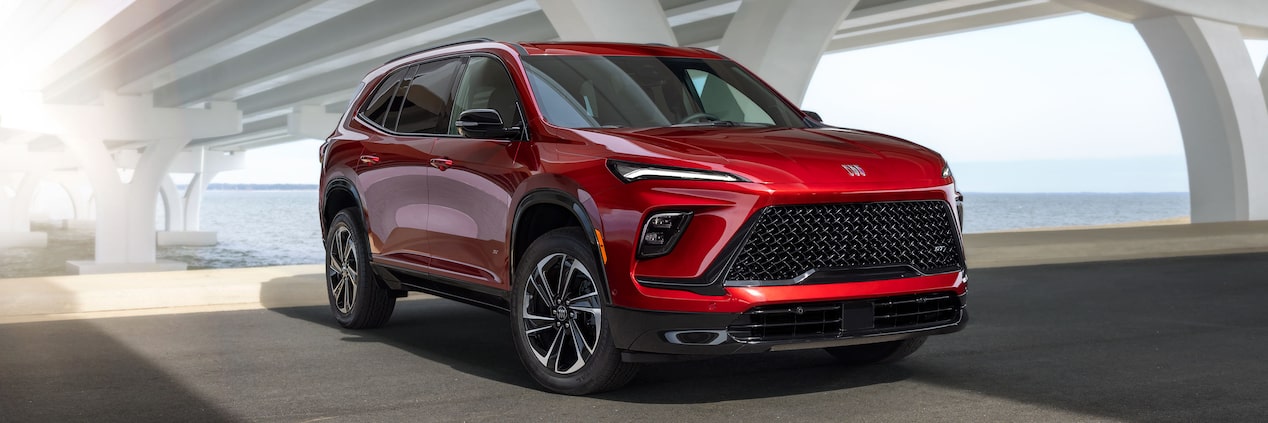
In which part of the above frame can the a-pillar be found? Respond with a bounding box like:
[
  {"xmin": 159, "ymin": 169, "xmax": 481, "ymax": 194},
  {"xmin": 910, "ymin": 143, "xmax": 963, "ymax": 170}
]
[
  {"xmin": 157, "ymin": 147, "xmax": 245, "ymax": 246},
  {"xmin": 1135, "ymin": 16, "xmax": 1268, "ymax": 222},
  {"xmin": 538, "ymin": 0, "xmax": 677, "ymax": 45},
  {"xmin": 718, "ymin": 0, "xmax": 858, "ymax": 105},
  {"xmin": 0, "ymin": 92, "xmax": 241, "ymax": 273}
]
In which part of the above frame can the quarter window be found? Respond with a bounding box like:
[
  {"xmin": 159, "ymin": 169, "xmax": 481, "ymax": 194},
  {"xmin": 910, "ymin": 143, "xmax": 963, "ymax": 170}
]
[{"xmin": 361, "ymin": 68, "xmax": 408, "ymax": 128}]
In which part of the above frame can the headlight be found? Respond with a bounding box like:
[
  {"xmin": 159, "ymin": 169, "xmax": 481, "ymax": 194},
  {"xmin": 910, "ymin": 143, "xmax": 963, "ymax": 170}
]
[
  {"xmin": 942, "ymin": 164, "xmax": 952, "ymax": 179},
  {"xmin": 608, "ymin": 160, "xmax": 747, "ymax": 183}
]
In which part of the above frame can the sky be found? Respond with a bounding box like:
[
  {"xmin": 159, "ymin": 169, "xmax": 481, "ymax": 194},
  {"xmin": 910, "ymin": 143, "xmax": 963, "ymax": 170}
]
[{"xmin": 215, "ymin": 13, "xmax": 1268, "ymax": 193}]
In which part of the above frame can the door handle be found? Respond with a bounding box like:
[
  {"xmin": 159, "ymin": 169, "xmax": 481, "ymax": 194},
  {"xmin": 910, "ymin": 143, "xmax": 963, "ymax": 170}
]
[
  {"xmin": 430, "ymin": 157, "xmax": 454, "ymax": 171},
  {"xmin": 359, "ymin": 155, "xmax": 380, "ymax": 165}
]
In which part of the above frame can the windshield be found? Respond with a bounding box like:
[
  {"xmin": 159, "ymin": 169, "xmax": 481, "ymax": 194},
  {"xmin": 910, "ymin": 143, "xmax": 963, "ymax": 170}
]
[{"xmin": 521, "ymin": 55, "xmax": 806, "ymax": 129}]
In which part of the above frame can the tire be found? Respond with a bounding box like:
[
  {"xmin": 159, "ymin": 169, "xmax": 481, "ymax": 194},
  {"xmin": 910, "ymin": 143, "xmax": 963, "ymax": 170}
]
[
  {"xmin": 825, "ymin": 337, "xmax": 927, "ymax": 365},
  {"xmin": 325, "ymin": 208, "xmax": 396, "ymax": 329},
  {"xmin": 511, "ymin": 227, "xmax": 639, "ymax": 395}
]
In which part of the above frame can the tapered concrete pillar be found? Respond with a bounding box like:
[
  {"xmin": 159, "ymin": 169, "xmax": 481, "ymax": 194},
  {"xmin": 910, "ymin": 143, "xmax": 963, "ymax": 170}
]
[
  {"xmin": 156, "ymin": 147, "xmax": 243, "ymax": 246},
  {"xmin": 1135, "ymin": 15, "xmax": 1268, "ymax": 222},
  {"xmin": 538, "ymin": 0, "xmax": 677, "ymax": 45},
  {"xmin": 718, "ymin": 0, "xmax": 858, "ymax": 105},
  {"xmin": 0, "ymin": 92, "xmax": 241, "ymax": 273},
  {"xmin": 0, "ymin": 171, "xmax": 47, "ymax": 248}
]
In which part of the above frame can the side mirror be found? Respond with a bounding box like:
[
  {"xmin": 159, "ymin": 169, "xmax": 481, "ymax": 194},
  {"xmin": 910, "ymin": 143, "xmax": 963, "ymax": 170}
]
[
  {"xmin": 455, "ymin": 109, "xmax": 518, "ymax": 139},
  {"xmin": 803, "ymin": 110, "xmax": 823, "ymax": 122}
]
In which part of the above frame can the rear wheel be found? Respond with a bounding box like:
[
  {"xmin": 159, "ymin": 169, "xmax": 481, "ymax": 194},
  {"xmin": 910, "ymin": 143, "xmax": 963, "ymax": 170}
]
[
  {"xmin": 825, "ymin": 337, "xmax": 927, "ymax": 365},
  {"xmin": 325, "ymin": 208, "xmax": 395, "ymax": 329},
  {"xmin": 511, "ymin": 228, "xmax": 638, "ymax": 395}
]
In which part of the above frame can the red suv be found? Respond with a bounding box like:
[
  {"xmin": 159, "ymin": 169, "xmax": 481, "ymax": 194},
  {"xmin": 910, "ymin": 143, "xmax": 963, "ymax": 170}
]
[{"xmin": 319, "ymin": 39, "xmax": 967, "ymax": 394}]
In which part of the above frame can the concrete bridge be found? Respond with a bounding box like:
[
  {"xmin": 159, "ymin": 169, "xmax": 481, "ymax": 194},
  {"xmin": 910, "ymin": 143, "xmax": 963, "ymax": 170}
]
[{"xmin": 1, "ymin": 0, "xmax": 1266, "ymax": 273}]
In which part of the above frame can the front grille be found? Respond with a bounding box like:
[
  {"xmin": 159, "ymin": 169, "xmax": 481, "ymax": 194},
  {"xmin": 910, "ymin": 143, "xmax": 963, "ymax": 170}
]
[
  {"xmin": 724, "ymin": 201, "xmax": 962, "ymax": 282},
  {"xmin": 728, "ymin": 292, "xmax": 961, "ymax": 342}
]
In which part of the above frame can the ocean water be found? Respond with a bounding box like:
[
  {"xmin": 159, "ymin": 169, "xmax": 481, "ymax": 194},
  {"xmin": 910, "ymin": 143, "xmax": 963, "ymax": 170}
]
[
  {"xmin": 0, "ymin": 191, "xmax": 1190, "ymax": 278},
  {"xmin": 962, "ymin": 192, "xmax": 1189, "ymax": 233}
]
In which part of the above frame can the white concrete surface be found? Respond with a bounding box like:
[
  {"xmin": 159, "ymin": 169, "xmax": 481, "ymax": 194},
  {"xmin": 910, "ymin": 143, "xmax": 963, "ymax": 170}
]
[
  {"xmin": 155, "ymin": 231, "xmax": 218, "ymax": 246},
  {"xmin": 66, "ymin": 260, "xmax": 188, "ymax": 275},
  {"xmin": 719, "ymin": 0, "xmax": 858, "ymax": 105},
  {"xmin": 1134, "ymin": 15, "xmax": 1268, "ymax": 222},
  {"xmin": 538, "ymin": 0, "xmax": 678, "ymax": 45},
  {"xmin": 0, "ymin": 94, "xmax": 242, "ymax": 272}
]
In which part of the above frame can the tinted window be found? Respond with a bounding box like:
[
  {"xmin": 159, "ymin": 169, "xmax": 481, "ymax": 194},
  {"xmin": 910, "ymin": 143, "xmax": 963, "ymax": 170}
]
[
  {"xmin": 449, "ymin": 56, "xmax": 521, "ymax": 135},
  {"xmin": 686, "ymin": 69, "xmax": 774, "ymax": 125},
  {"xmin": 520, "ymin": 56, "xmax": 804, "ymax": 129},
  {"xmin": 381, "ymin": 64, "xmax": 417, "ymax": 130},
  {"xmin": 396, "ymin": 58, "xmax": 462, "ymax": 134},
  {"xmin": 361, "ymin": 68, "xmax": 408, "ymax": 127}
]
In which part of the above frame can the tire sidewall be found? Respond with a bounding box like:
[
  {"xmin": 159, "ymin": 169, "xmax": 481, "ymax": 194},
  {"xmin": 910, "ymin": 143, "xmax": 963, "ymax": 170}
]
[
  {"xmin": 510, "ymin": 228, "xmax": 626, "ymax": 394},
  {"xmin": 326, "ymin": 210, "xmax": 373, "ymax": 327}
]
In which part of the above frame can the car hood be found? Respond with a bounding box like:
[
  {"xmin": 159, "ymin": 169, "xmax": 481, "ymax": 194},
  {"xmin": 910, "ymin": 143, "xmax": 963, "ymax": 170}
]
[{"xmin": 575, "ymin": 126, "xmax": 950, "ymax": 189}]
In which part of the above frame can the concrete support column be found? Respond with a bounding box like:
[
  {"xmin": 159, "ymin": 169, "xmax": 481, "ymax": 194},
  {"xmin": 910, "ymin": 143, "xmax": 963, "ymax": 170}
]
[
  {"xmin": 718, "ymin": 0, "xmax": 858, "ymax": 105},
  {"xmin": 0, "ymin": 92, "xmax": 241, "ymax": 273},
  {"xmin": 0, "ymin": 170, "xmax": 48, "ymax": 248},
  {"xmin": 156, "ymin": 147, "xmax": 229, "ymax": 246},
  {"xmin": 1135, "ymin": 15, "xmax": 1268, "ymax": 222},
  {"xmin": 159, "ymin": 174, "xmax": 186, "ymax": 232},
  {"xmin": 62, "ymin": 136, "xmax": 191, "ymax": 273},
  {"xmin": 538, "ymin": 0, "xmax": 677, "ymax": 45}
]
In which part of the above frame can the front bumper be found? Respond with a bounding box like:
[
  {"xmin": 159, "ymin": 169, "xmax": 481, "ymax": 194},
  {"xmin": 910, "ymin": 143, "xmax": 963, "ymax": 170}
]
[{"xmin": 607, "ymin": 292, "xmax": 968, "ymax": 358}]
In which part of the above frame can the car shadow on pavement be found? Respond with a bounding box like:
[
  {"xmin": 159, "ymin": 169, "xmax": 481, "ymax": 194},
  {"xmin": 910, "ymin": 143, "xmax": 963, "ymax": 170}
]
[
  {"xmin": 0, "ymin": 318, "xmax": 237, "ymax": 422},
  {"xmin": 262, "ymin": 280, "xmax": 915, "ymax": 403}
]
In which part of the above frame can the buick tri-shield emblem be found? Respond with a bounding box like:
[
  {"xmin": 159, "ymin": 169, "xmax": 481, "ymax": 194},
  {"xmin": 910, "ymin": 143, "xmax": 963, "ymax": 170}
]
[{"xmin": 841, "ymin": 164, "xmax": 866, "ymax": 176}]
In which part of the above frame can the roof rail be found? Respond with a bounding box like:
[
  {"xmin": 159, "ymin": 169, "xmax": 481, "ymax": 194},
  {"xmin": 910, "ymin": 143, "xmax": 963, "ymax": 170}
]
[{"xmin": 383, "ymin": 38, "xmax": 495, "ymax": 64}]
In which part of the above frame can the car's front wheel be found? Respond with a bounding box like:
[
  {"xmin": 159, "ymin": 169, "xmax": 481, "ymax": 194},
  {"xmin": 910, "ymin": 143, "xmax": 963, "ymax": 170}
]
[
  {"xmin": 511, "ymin": 227, "xmax": 638, "ymax": 395},
  {"xmin": 325, "ymin": 208, "xmax": 396, "ymax": 329}
]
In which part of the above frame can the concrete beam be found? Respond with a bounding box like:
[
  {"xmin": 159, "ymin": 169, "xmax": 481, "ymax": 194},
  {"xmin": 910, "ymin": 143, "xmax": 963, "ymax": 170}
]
[
  {"xmin": 116, "ymin": 0, "xmax": 374, "ymax": 95},
  {"xmin": 1058, "ymin": 0, "xmax": 1268, "ymax": 38},
  {"xmin": 0, "ymin": 92, "xmax": 241, "ymax": 140},
  {"xmin": 289, "ymin": 105, "xmax": 343, "ymax": 140},
  {"xmin": 826, "ymin": 0, "xmax": 1075, "ymax": 53},
  {"xmin": 151, "ymin": 0, "xmax": 541, "ymax": 107}
]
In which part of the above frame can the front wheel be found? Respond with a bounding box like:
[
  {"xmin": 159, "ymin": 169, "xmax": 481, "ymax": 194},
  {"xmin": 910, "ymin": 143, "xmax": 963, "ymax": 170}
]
[
  {"xmin": 325, "ymin": 208, "xmax": 396, "ymax": 329},
  {"xmin": 825, "ymin": 337, "xmax": 926, "ymax": 365},
  {"xmin": 511, "ymin": 228, "xmax": 638, "ymax": 395}
]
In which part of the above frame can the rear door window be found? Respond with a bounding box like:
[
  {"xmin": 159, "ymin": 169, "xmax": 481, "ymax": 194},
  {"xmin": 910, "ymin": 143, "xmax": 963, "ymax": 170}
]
[{"xmin": 395, "ymin": 58, "xmax": 463, "ymax": 134}]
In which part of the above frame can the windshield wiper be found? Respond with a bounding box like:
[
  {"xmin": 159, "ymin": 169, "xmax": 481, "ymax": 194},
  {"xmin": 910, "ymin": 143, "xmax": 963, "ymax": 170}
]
[{"xmin": 669, "ymin": 121, "xmax": 774, "ymax": 128}]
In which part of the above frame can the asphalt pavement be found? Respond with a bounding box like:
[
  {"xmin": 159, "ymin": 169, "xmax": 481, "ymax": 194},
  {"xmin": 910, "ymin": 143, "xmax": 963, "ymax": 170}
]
[{"xmin": 3, "ymin": 252, "xmax": 1268, "ymax": 422}]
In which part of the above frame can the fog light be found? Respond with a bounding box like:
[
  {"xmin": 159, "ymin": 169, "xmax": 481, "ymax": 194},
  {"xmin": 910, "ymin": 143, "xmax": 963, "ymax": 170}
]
[{"xmin": 638, "ymin": 211, "xmax": 692, "ymax": 258}]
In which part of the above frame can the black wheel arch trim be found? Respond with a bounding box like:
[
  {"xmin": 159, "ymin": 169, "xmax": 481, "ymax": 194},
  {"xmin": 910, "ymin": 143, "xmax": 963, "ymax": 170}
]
[
  {"xmin": 321, "ymin": 177, "xmax": 366, "ymax": 233},
  {"xmin": 512, "ymin": 188, "xmax": 612, "ymax": 305}
]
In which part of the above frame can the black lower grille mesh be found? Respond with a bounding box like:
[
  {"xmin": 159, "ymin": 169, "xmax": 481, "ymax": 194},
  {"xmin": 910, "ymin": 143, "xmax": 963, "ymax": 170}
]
[
  {"xmin": 725, "ymin": 201, "xmax": 962, "ymax": 282},
  {"xmin": 728, "ymin": 292, "xmax": 960, "ymax": 342}
]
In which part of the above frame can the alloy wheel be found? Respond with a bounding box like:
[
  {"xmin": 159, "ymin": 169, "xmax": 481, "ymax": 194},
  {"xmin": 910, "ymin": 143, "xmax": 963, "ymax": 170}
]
[
  {"xmin": 520, "ymin": 252, "xmax": 602, "ymax": 375},
  {"xmin": 327, "ymin": 225, "xmax": 358, "ymax": 314}
]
